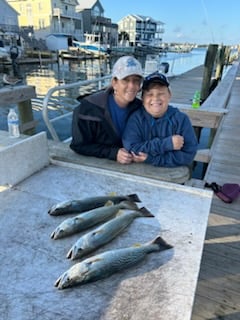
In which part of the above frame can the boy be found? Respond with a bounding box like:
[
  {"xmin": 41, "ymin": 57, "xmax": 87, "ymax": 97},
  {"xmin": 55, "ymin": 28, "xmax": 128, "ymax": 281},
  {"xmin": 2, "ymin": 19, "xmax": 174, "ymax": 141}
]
[{"xmin": 122, "ymin": 72, "xmax": 198, "ymax": 167}]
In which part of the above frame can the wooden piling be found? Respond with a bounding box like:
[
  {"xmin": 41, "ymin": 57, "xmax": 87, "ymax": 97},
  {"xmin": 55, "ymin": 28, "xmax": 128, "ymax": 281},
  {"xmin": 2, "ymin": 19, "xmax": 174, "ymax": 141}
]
[{"xmin": 200, "ymin": 44, "xmax": 218, "ymax": 102}]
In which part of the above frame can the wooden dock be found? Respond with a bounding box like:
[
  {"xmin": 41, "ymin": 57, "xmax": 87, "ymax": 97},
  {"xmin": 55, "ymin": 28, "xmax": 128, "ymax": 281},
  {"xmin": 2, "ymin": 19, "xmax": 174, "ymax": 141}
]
[
  {"xmin": 166, "ymin": 63, "xmax": 240, "ymax": 319},
  {"xmin": 191, "ymin": 64, "xmax": 240, "ymax": 320}
]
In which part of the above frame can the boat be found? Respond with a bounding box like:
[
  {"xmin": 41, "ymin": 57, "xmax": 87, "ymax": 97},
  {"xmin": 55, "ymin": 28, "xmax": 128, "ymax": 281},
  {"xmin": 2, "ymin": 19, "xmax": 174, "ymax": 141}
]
[
  {"xmin": 167, "ymin": 44, "xmax": 193, "ymax": 53},
  {"xmin": 144, "ymin": 54, "xmax": 174, "ymax": 78},
  {"xmin": 71, "ymin": 33, "xmax": 109, "ymax": 57}
]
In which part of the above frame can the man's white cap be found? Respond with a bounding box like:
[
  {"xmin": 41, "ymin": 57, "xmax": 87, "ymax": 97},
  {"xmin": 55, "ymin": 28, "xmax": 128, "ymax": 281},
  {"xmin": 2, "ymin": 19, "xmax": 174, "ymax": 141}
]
[{"xmin": 112, "ymin": 56, "xmax": 143, "ymax": 80}]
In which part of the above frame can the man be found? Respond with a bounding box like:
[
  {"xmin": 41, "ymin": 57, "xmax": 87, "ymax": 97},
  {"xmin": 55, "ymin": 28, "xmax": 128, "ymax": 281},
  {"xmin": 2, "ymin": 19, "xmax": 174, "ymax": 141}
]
[{"xmin": 70, "ymin": 56, "xmax": 143, "ymax": 164}]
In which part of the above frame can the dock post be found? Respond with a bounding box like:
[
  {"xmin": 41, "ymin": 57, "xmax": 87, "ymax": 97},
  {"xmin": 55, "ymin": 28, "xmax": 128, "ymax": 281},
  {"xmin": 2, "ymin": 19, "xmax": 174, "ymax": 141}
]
[
  {"xmin": 18, "ymin": 99, "xmax": 36, "ymax": 135},
  {"xmin": 215, "ymin": 45, "xmax": 227, "ymax": 81},
  {"xmin": 201, "ymin": 44, "xmax": 219, "ymax": 102}
]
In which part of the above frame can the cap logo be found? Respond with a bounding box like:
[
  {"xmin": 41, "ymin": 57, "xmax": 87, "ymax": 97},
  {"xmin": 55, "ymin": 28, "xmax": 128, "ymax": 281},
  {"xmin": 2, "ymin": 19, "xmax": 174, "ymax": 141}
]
[{"xmin": 126, "ymin": 58, "xmax": 138, "ymax": 68}]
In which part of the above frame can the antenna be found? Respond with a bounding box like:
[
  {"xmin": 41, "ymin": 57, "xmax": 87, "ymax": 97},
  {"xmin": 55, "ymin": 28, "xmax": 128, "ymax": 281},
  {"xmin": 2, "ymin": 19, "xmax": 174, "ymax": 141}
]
[{"xmin": 200, "ymin": 0, "xmax": 215, "ymax": 43}]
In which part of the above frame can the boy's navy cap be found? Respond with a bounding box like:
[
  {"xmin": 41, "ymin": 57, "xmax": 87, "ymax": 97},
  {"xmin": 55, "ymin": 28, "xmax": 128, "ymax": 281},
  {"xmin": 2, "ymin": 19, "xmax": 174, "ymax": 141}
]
[{"xmin": 142, "ymin": 72, "xmax": 170, "ymax": 90}]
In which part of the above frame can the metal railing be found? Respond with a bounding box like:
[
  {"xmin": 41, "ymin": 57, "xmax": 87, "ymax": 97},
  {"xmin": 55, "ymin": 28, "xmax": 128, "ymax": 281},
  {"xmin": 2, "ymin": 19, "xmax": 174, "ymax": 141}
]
[{"xmin": 42, "ymin": 75, "xmax": 112, "ymax": 142}]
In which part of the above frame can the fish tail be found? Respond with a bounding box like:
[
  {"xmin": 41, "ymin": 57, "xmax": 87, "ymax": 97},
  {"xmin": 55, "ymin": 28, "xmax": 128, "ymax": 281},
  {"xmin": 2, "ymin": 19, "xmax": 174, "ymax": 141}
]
[
  {"xmin": 138, "ymin": 207, "xmax": 154, "ymax": 217},
  {"xmin": 120, "ymin": 200, "xmax": 139, "ymax": 210},
  {"xmin": 127, "ymin": 194, "xmax": 141, "ymax": 203},
  {"xmin": 152, "ymin": 236, "xmax": 173, "ymax": 251}
]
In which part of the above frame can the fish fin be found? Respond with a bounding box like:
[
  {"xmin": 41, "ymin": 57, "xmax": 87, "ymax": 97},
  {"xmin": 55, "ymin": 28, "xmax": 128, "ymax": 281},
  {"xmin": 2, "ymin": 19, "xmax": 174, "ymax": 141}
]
[
  {"xmin": 138, "ymin": 207, "xmax": 154, "ymax": 217},
  {"xmin": 152, "ymin": 236, "xmax": 173, "ymax": 251},
  {"xmin": 104, "ymin": 200, "xmax": 114, "ymax": 207},
  {"xmin": 127, "ymin": 193, "xmax": 141, "ymax": 203}
]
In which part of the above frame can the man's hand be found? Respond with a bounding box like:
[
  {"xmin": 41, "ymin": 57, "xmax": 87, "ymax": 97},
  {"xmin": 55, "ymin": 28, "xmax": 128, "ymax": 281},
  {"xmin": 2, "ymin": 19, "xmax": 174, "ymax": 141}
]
[{"xmin": 116, "ymin": 148, "xmax": 133, "ymax": 164}]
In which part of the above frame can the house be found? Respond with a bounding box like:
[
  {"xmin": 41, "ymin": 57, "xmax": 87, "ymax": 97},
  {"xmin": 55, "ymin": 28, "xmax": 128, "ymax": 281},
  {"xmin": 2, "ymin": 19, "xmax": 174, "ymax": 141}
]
[
  {"xmin": 118, "ymin": 14, "xmax": 165, "ymax": 47},
  {"xmin": 76, "ymin": 0, "xmax": 118, "ymax": 47},
  {"xmin": 0, "ymin": 0, "xmax": 19, "ymax": 34},
  {"xmin": 6, "ymin": 0, "xmax": 84, "ymax": 41}
]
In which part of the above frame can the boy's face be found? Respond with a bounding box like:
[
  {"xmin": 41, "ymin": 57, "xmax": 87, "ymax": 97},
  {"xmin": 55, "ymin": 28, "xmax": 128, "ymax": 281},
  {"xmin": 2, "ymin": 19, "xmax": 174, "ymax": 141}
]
[{"xmin": 142, "ymin": 84, "xmax": 171, "ymax": 118}]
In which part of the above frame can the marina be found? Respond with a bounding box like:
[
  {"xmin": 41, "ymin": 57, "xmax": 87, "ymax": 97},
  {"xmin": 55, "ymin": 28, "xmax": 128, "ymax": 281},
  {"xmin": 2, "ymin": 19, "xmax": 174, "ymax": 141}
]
[{"xmin": 0, "ymin": 48, "xmax": 239, "ymax": 319}]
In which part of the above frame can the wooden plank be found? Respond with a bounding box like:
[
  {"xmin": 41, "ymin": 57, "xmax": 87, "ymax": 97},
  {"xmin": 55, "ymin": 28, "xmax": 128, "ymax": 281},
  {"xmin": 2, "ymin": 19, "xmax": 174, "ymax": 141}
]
[
  {"xmin": 0, "ymin": 85, "xmax": 36, "ymax": 104},
  {"xmin": 194, "ymin": 149, "xmax": 211, "ymax": 163},
  {"xmin": 192, "ymin": 294, "xmax": 239, "ymax": 320},
  {"xmin": 174, "ymin": 104, "xmax": 227, "ymax": 128}
]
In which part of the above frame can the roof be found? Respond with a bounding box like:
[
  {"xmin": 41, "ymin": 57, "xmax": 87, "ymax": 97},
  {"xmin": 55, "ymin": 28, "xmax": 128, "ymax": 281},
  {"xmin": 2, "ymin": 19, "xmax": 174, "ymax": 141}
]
[
  {"xmin": 1, "ymin": 0, "xmax": 19, "ymax": 16},
  {"xmin": 119, "ymin": 14, "xmax": 165, "ymax": 25},
  {"xmin": 76, "ymin": 0, "xmax": 102, "ymax": 10}
]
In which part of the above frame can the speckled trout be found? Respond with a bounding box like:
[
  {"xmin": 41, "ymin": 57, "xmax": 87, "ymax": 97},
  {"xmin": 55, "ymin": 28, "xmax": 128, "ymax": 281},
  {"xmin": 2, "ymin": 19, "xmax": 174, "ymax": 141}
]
[
  {"xmin": 66, "ymin": 207, "xmax": 154, "ymax": 260},
  {"xmin": 48, "ymin": 194, "xmax": 141, "ymax": 216},
  {"xmin": 55, "ymin": 236, "xmax": 173, "ymax": 289},
  {"xmin": 51, "ymin": 201, "xmax": 139, "ymax": 240}
]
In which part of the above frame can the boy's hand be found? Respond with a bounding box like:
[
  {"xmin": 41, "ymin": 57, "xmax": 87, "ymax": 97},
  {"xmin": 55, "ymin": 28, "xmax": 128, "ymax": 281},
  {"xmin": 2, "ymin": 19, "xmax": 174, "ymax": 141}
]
[{"xmin": 172, "ymin": 135, "xmax": 184, "ymax": 150}]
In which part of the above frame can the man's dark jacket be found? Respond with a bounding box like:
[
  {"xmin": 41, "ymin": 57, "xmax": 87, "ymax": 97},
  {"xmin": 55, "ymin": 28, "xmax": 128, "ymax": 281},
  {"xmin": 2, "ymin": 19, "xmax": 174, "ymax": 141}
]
[{"xmin": 70, "ymin": 87, "xmax": 142, "ymax": 160}]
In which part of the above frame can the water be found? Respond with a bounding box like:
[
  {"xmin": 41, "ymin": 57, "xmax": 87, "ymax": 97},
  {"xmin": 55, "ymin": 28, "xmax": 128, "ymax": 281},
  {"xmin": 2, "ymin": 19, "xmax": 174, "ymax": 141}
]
[{"xmin": 159, "ymin": 47, "xmax": 207, "ymax": 75}]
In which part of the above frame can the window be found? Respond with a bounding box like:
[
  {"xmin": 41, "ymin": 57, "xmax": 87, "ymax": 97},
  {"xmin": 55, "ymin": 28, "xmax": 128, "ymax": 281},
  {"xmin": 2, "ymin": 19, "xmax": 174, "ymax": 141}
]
[{"xmin": 92, "ymin": 5, "xmax": 100, "ymax": 17}]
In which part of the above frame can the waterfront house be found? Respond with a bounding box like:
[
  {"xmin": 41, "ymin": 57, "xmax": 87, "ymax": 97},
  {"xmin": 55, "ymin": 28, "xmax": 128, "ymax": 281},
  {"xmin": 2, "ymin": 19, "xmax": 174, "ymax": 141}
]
[
  {"xmin": 0, "ymin": 0, "xmax": 19, "ymax": 34},
  {"xmin": 6, "ymin": 0, "xmax": 84, "ymax": 42},
  {"xmin": 76, "ymin": 0, "xmax": 118, "ymax": 47},
  {"xmin": 118, "ymin": 14, "xmax": 165, "ymax": 47}
]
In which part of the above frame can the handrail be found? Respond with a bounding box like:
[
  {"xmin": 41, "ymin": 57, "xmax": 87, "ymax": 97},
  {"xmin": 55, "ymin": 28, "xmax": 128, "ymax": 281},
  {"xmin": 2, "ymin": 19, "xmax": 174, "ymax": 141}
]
[{"xmin": 42, "ymin": 75, "xmax": 112, "ymax": 141}]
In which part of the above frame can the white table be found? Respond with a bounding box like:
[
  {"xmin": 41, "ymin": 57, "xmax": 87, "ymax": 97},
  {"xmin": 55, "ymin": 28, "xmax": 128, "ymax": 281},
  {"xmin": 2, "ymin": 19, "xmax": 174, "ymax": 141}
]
[{"xmin": 0, "ymin": 162, "xmax": 212, "ymax": 320}]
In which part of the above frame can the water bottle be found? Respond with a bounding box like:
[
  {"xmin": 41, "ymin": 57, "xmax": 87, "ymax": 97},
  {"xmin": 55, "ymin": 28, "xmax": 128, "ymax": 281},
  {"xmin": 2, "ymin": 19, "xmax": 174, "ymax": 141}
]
[
  {"xmin": 7, "ymin": 108, "xmax": 20, "ymax": 138},
  {"xmin": 192, "ymin": 90, "xmax": 201, "ymax": 108}
]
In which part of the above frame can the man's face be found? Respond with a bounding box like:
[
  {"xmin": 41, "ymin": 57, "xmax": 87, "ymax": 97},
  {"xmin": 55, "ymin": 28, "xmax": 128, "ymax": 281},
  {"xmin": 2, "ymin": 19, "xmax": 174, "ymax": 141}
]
[{"xmin": 112, "ymin": 75, "xmax": 142, "ymax": 107}]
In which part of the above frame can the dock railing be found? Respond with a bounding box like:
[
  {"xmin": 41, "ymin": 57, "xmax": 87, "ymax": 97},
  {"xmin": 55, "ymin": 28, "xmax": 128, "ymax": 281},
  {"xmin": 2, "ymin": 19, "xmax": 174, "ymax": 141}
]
[{"xmin": 42, "ymin": 75, "xmax": 111, "ymax": 142}]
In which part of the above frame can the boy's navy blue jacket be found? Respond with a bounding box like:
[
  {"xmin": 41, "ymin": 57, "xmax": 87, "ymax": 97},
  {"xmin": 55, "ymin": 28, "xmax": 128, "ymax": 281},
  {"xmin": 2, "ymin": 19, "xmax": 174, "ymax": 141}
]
[{"xmin": 122, "ymin": 105, "xmax": 198, "ymax": 167}]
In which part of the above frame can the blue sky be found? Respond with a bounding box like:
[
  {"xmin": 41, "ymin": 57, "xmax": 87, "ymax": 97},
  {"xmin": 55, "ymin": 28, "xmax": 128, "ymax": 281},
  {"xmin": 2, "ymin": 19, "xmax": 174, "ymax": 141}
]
[{"xmin": 100, "ymin": 0, "xmax": 239, "ymax": 45}]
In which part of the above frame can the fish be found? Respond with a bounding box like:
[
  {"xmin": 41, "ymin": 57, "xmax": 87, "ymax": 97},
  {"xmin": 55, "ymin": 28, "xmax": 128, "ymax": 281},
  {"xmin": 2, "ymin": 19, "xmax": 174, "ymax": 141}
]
[
  {"xmin": 66, "ymin": 207, "xmax": 154, "ymax": 260},
  {"xmin": 48, "ymin": 194, "xmax": 141, "ymax": 216},
  {"xmin": 50, "ymin": 201, "xmax": 139, "ymax": 240},
  {"xmin": 55, "ymin": 236, "xmax": 173, "ymax": 289}
]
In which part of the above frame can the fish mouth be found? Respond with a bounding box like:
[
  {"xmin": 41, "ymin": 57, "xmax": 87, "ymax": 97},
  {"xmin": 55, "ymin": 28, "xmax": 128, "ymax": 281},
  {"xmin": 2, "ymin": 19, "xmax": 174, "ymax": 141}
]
[
  {"xmin": 54, "ymin": 273, "xmax": 71, "ymax": 289},
  {"xmin": 54, "ymin": 276, "xmax": 62, "ymax": 288},
  {"xmin": 66, "ymin": 248, "xmax": 73, "ymax": 259}
]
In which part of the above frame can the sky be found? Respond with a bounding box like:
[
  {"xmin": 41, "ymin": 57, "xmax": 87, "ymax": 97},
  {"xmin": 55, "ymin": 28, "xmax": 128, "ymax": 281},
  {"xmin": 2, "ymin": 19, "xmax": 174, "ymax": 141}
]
[{"xmin": 100, "ymin": 0, "xmax": 240, "ymax": 45}]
